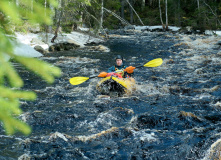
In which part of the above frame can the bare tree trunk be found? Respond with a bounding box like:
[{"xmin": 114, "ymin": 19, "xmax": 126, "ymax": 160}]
[
  {"xmin": 127, "ymin": 0, "xmax": 144, "ymax": 25},
  {"xmin": 100, "ymin": 0, "xmax": 103, "ymax": 30},
  {"xmin": 204, "ymin": 0, "xmax": 221, "ymax": 26},
  {"xmin": 44, "ymin": 0, "xmax": 48, "ymax": 44},
  {"xmin": 159, "ymin": 0, "xmax": 165, "ymax": 29},
  {"xmin": 142, "ymin": 0, "xmax": 145, "ymax": 11},
  {"xmin": 31, "ymin": 0, "xmax": 33, "ymax": 13},
  {"xmin": 51, "ymin": 2, "xmax": 63, "ymax": 43},
  {"xmin": 177, "ymin": 0, "xmax": 181, "ymax": 26},
  {"xmin": 129, "ymin": 0, "xmax": 134, "ymax": 24},
  {"xmin": 165, "ymin": 0, "xmax": 168, "ymax": 30},
  {"xmin": 197, "ymin": 0, "xmax": 200, "ymax": 10},
  {"xmin": 121, "ymin": 0, "xmax": 125, "ymax": 19},
  {"xmin": 16, "ymin": 0, "xmax": 19, "ymax": 6}
]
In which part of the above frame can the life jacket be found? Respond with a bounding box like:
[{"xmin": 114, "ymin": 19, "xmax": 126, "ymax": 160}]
[
  {"xmin": 106, "ymin": 72, "xmax": 123, "ymax": 78},
  {"xmin": 114, "ymin": 65, "xmax": 125, "ymax": 77}
]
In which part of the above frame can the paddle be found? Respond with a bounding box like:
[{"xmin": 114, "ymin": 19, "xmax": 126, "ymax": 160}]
[{"xmin": 69, "ymin": 58, "xmax": 163, "ymax": 85}]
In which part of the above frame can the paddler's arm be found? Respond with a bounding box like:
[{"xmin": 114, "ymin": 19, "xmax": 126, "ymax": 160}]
[
  {"xmin": 98, "ymin": 72, "xmax": 108, "ymax": 77},
  {"xmin": 124, "ymin": 66, "xmax": 136, "ymax": 74},
  {"xmin": 124, "ymin": 66, "xmax": 135, "ymax": 78},
  {"xmin": 107, "ymin": 66, "xmax": 115, "ymax": 73}
]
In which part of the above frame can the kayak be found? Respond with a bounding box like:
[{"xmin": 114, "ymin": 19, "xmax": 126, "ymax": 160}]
[{"xmin": 96, "ymin": 74, "xmax": 136, "ymax": 96}]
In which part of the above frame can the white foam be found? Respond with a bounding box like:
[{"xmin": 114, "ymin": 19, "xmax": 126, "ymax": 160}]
[
  {"xmin": 134, "ymin": 25, "xmax": 180, "ymax": 32},
  {"xmin": 14, "ymin": 43, "xmax": 43, "ymax": 57},
  {"xmin": 131, "ymin": 129, "xmax": 157, "ymax": 142}
]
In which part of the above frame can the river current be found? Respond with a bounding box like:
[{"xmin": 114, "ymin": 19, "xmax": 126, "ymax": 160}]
[{"xmin": 0, "ymin": 31, "xmax": 221, "ymax": 160}]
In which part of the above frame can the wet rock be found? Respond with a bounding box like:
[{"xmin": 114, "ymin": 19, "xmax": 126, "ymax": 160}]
[
  {"xmin": 18, "ymin": 153, "xmax": 31, "ymax": 160},
  {"xmin": 49, "ymin": 132, "xmax": 68, "ymax": 142},
  {"xmin": 49, "ymin": 42, "xmax": 80, "ymax": 52},
  {"xmin": 49, "ymin": 45, "xmax": 55, "ymax": 52},
  {"xmin": 205, "ymin": 138, "xmax": 221, "ymax": 160},
  {"xmin": 166, "ymin": 59, "xmax": 175, "ymax": 64},
  {"xmin": 136, "ymin": 114, "xmax": 171, "ymax": 129},
  {"xmin": 214, "ymin": 101, "xmax": 221, "ymax": 107},
  {"xmin": 151, "ymin": 28, "xmax": 164, "ymax": 32},
  {"xmin": 195, "ymin": 68, "xmax": 204, "ymax": 74},
  {"xmin": 76, "ymin": 127, "xmax": 119, "ymax": 142},
  {"xmin": 88, "ymin": 45, "xmax": 110, "ymax": 52},
  {"xmin": 180, "ymin": 26, "xmax": 194, "ymax": 34},
  {"xmin": 217, "ymin": 51, "xmax": 221, "ymax": 56},
  {"xmin": 124, "ymin": 25, "xmax": 135, "ymax": 30},
  {"xmin": 215, "ymin": 40, "xmax": 221, "ymax": 45},
  {"xmin": 97, "ymin": 95, "xmax": 110, "ymax": 99},
  {"xmin": 34, "ymin": 45, "xmax": 48, "ymax": 54},
  {"xmin": 210, "ymin": 85, "xmax": 220, "ymax": 92},
  {"xmin": 212, "ymin": 44, "xmax": 220, "ymax": 50},
  {"xmin": 179, "ymin": 111, "xmax": 199, "ymax": 120},
  {"xmin": 66, "ymin": 39, "xmax": 81, "ymax": 48}
]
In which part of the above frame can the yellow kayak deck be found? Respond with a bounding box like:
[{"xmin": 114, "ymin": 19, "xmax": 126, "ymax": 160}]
[{"xmin": 96, "ymin": 76, "xmax": 136, "ymax": 96}]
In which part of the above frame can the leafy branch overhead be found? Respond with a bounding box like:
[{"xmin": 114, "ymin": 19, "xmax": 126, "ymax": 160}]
[{"xmin": 0, "ymin": 0, "xmax": 61, "ymax": 135}]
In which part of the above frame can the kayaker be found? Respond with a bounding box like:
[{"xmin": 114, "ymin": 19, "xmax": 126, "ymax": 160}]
[{"xmin": 98, "ymin": 55, "xmax": 135, "ymax": 78}]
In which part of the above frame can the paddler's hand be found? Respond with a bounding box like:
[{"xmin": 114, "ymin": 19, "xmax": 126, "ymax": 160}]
[
  {"xmin": 98, "ymin": 72, "xmax": 108, "ymax": 77},
  {"xmin": 124, "ymin": 66, "xmax": 136, "ymax": 74}
]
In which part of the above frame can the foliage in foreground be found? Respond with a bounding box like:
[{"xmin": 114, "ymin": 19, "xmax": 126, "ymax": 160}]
[{"xmin": 0, "ymin": 0, "xmax": 61, "ymax": 135}]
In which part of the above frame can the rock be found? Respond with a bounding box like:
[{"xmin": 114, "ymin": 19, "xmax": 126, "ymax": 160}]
[
  {"xmin": 217, "ymin": 51, "xmax": 221, "ymax": 56},
  {"xmin": 151, "ymin": 28, "xmax": 164, "ymax": 32},
  {"xmin": 49, "ymin": 132, "xmax": 68, "ymax": 142},
  {"xmin": 216, "ymin": 40, "xmax": 221, "ymax": 45},
  {"xmin": 31, "ymin": 38, "xmax": 46, "ymax": 45},
  {"xmin": 212, "ymin": 44, "xmax": 220, "ymax": 50},
  {"xmin": 66, "ymin": 39, "xmax": 81, "ymax": 48},
  {"xmin": 49, "ymin": 41, "xmax": 80, "ymax": 52},
  {"xmin": 210, "ymin": 85, "xmax": 220, "ymax": 92},
  {"xmin": 18, "ymin": 153, "xmax": 31, "ymax": 160},
  {"xmin": 205, "ymin": 138, "xmax": 221, "ymax": 160},
  {"xmin": 89, "ymin": 45, "xmax": 110, "ymax": 52},
  {"xmin": 215, "ymin": 101, "xmax": 221, "ymax": 107},
  {"xmin": 28, "ymin": 24, "xmax": 41, "ymax": 33},
  {"xmin": 34, "ymin": 45, "xmax": 48, "ymax": 54},
  {"xmin": 179, "ymin": 111, "xmax": 202, "ymax": 121},
  {"xmin": 49, "ymin": 45, "xmax": 55, "ymax": 52},
  {"xmin": 97, "ymin": 95, "xmax": 110, "ymax": 99},
  {"xmin": 124, "ymin": 25, "xmax": 135, "ymax": 30}
]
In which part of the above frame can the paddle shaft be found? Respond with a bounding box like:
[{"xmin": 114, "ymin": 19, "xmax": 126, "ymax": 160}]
[
  {"xmin": 89, "ymin": 75, "xmax": 99, "ymax": 79},
  {"xmin": 135, "ymin": 64, "xmax": 144, "ymax": 69}
]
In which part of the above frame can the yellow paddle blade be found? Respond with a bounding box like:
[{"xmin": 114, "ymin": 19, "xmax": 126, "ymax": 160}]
[
  {"xmin": 69, "ymin": 77, "xmax": 89, "ymax": 85},
  {"xmin": 144, "ymin": 58, "xmax": 163, "ymax": 67}
]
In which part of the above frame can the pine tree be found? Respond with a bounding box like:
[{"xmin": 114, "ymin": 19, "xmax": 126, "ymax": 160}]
[{"xmin": 0, "ymin": 0, "xmax": 61, "ymax": 135}]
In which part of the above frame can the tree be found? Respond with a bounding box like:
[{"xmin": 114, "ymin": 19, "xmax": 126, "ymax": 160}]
[
  {"xmin": 165, "ymin": 0, "xmax": 168, "ymax": 30},
  {"xmin": 0, "ymin": 0, "xmax": 61, "ymax": 135},
  {"xmin": 159, "ymin": 0, "xmax": 165, "ymax": 29}
]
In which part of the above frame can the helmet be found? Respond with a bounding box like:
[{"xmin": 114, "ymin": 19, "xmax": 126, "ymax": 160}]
[{"xmin": 115, "ymin": 55, "xmax": 123, "ymax": 61}]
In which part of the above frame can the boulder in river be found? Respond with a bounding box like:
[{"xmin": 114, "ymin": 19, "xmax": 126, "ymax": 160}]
[
  {"xmin": 49, "ymin": 42, "xmax": 80, "ymax": 52},
  {"xmin": 34, "ymin": 45, "xmax": 48, "ymax": 54},
  {"xmin": 88, "ymin": 45, "xmax": 110, "ymax": 52},
  {"xmin": 31, "ymin": 38, "xmax": 46, "ymax": 45},
  {"xmin": 204, "ymin": 138, "xmax": 221, "ymax": 160}
]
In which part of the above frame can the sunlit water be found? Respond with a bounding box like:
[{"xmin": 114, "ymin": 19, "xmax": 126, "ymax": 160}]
[{"xmin": 0, "ymin": 31, "xmax": 221, "ymax": 160}]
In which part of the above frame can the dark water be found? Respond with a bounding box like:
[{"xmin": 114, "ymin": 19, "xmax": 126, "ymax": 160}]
[{"xmin": 0, "ymin": 31, "xmax": 221, "ymax": 160}]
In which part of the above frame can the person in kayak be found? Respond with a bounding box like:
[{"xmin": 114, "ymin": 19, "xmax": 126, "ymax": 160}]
[{"xmin": 98, "ymin": 55, "xmax": 135, "ymax": 78}]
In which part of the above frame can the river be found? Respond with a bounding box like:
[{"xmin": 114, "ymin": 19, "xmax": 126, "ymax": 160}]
[{"xmin": 0, "ymin": 31, "xmax": 221, "ymax": 160}]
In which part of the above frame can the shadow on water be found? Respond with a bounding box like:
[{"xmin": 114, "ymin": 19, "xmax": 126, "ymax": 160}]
[{"xmin": 0, "ymin": 31, "xmax": 221, "ymax": 159}]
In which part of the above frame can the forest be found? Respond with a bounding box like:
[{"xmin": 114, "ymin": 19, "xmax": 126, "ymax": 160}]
[
  {"xmin": 50, "ymin": 0, "xmax": 221, "ymax": 32},
  {"xmin": 6, "ymin": 0, "xmax": 221, "ymax": 34}
]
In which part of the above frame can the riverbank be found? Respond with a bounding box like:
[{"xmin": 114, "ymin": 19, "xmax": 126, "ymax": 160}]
[
  {"xmin": 13, "ymin": 26, "xmax": 221, "ymax": 58},
  {"xmin": 14, "ymin": 30, "xmax": 105, "ymax": 58}
]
